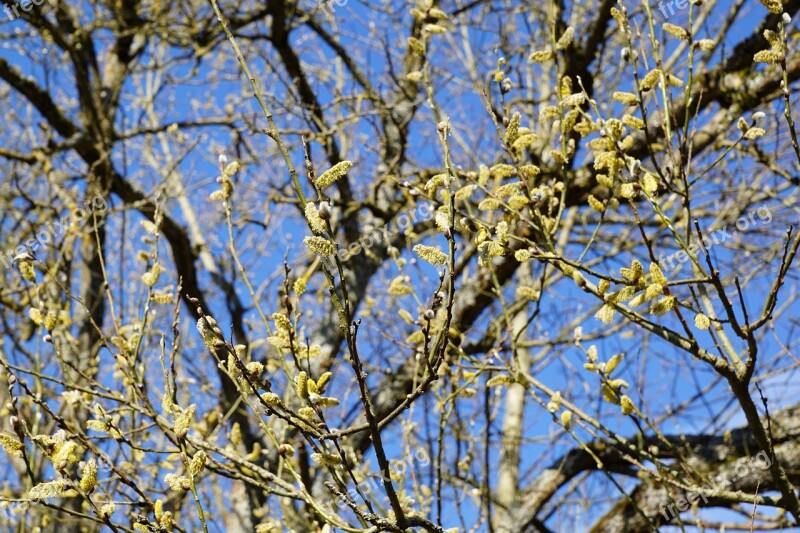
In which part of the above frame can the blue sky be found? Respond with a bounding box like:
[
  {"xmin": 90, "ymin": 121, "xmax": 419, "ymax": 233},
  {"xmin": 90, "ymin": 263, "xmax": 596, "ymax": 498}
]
[{"xmin": 2, "ymin": 0, "xmax": 800, "ymax": 530}]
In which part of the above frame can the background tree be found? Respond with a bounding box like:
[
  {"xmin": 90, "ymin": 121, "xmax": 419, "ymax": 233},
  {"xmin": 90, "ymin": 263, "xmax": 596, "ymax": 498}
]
[{"xmin": 1, "ymin": 0, "xmax": 800, "ymax": 531}]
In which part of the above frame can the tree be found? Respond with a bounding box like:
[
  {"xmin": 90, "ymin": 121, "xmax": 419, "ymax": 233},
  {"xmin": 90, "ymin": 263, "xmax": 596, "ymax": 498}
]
[{"xmin": 1, "ymin": 0, "xmax": 799, "ymax": 531}]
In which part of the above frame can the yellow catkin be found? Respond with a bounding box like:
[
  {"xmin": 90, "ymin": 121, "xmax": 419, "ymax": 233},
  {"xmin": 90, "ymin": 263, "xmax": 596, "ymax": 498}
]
[
  {"xmin": 505, "ymin": 112, "xmax": 520, "ymax": 145},
  {"xmin": 303, "ymin": 236, "xmax": 336, "ymax": 256},
  {"xmin": 529, "ymin": 49, "xmax": 554, "ymax": 63},
  {"xmin": 0, "ymin": 433, "xmax": 23, "ymax": 457},
  {"xmin": 189, "ymin": 451, "xmax": 208, "ymax": 476},
  {"xmin": 304, "ymin": 203, "xmax": 327, "ymax": 233},
  {"xmin": 29, "ymin": 480, "xmax": 66, "ymax": 500},
  {"xmin": 640, "ymin": 69, "xmax": 661, "ymax": 91},
  {"xmin": 588, "ymin": 195, "xmax": 605, "ymax": 212},
  {"xmin": 296, "ymin": 371, "xmax": 309, "ymax": 399},
  {"xmin": 622, "ymin": 114, "xmax": 645, "ymax": 130},
  {"xmin": 164, "ymin": 473, "xmax": 190, "ymax": 492},
  {"xmin": 759, "ymin": 0, "xmax": 783, "ymax": 14},
  {"xmin": 662, "ymin": 23, "xmax": 690, "ymax": 40},
  {"xmin": 311, "ymin": 452, "xmax": 342, "ymax": 467},
  {"xmin": 620, "ymin": 395, "xmax": 635, "ymax": 415},
  {"xmin": 315, "ymin": 161, "xmax": 353, "ymax": 189},
  {"xmin": 556, "ymin": 27, "xmax": 574, "ymax": 49},
  {"xmin": 650, "ymin": 296, "xmax": 675, "ymax": 315},
  {"xmin": 755, "ymin": 49, "xmax": 785, "ymax": 63},
  {"xmin": 413, "ymin": 244, "xmax": 447, "ymax": 265},
  {"xmin": 694, "ymin": 313, "xmax": 711, "ymax": 330},
  {"xmin": 595, "ymin": 304, "xmax": 616, "ymax": 324},
  {"xmin": 613, "ymin": 91, "xmax": 639, "ymax": 106},
  {"xmin": 79, "ymin": 459, "xmax": 97, "ymax": 493}
]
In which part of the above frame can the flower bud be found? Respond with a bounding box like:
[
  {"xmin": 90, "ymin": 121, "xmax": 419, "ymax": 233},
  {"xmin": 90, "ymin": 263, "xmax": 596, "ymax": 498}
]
[
  {"xmin": 278, "ymin": 444, "xmax": 295, "ymax": 456},
  {"xmin": 317, "ymin": 200, "xmax": 332, "ymax": 220}
]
